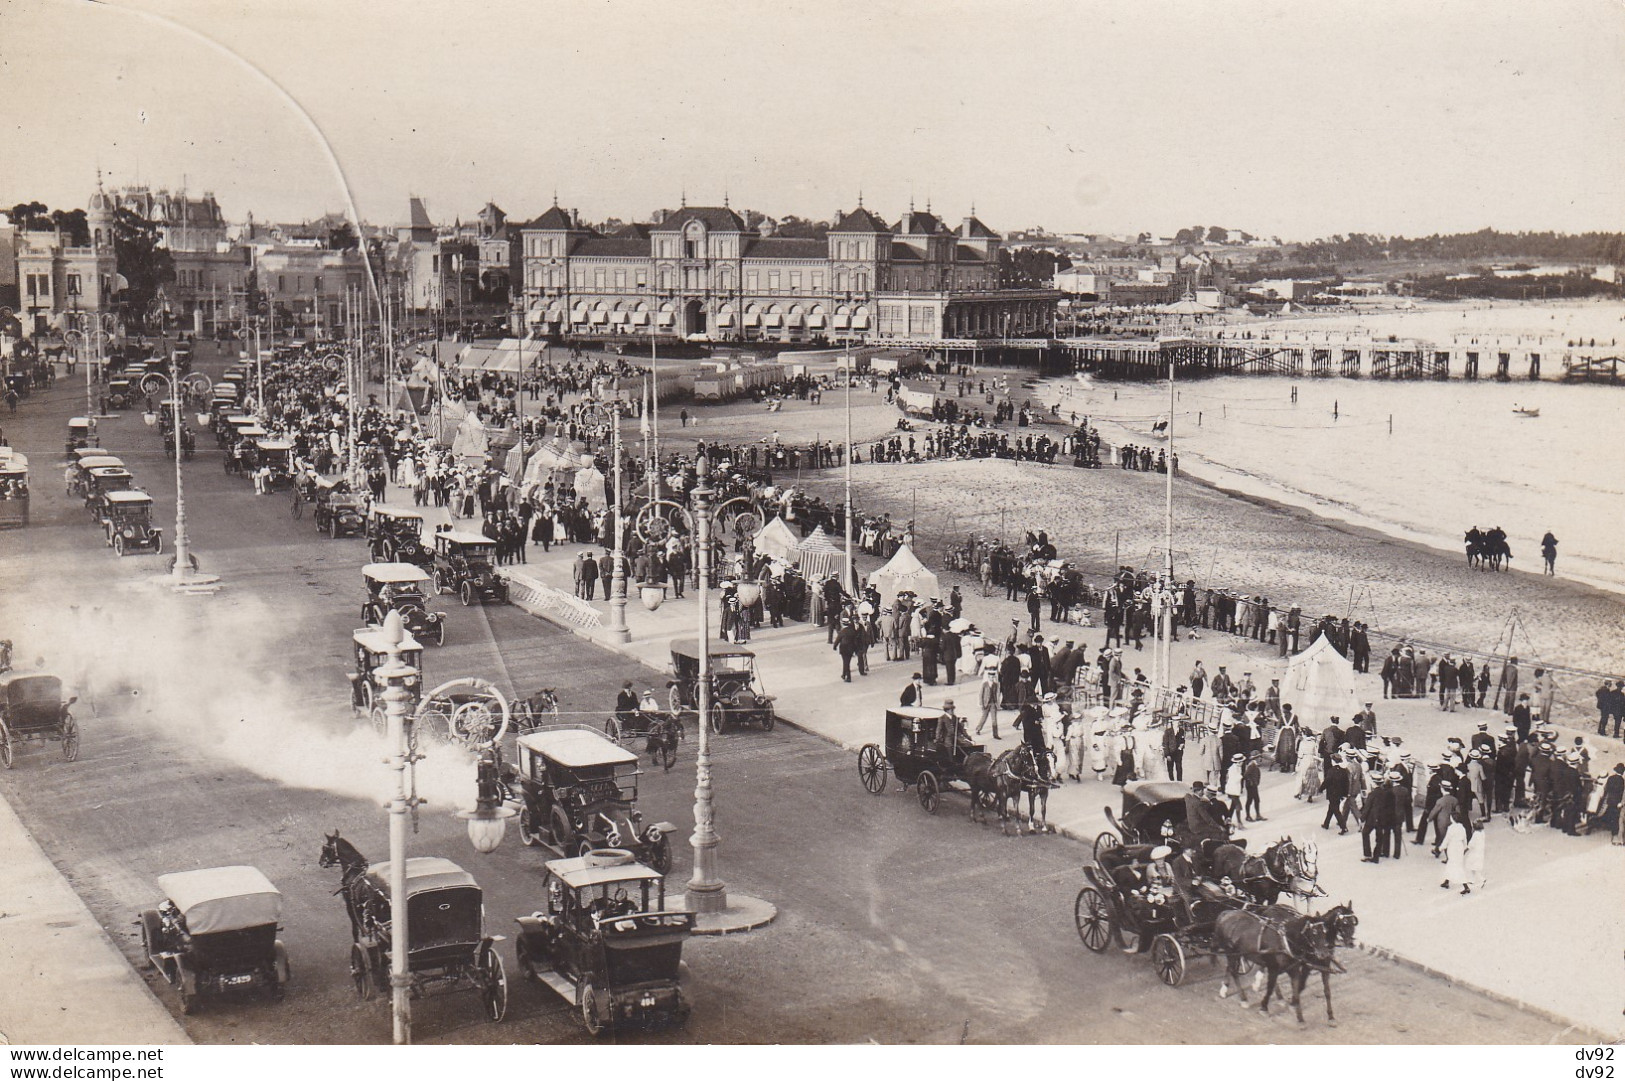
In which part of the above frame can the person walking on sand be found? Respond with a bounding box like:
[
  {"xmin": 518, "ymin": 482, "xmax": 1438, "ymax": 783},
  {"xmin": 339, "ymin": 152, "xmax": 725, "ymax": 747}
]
[{"xmin": 1540, "ymin": 532, "xmax": 1558, "ymax": 575}]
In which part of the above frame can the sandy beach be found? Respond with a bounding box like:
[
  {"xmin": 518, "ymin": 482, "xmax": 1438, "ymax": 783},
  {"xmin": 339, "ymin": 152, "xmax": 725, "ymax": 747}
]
[{"xmin": 657, "ymin": 389, "xmax": 1624, "ymax": 717}]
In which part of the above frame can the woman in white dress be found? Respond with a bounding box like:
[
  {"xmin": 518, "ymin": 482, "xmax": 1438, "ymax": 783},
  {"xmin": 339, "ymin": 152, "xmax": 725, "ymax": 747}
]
[{"xmin": 1439, "ymin": 818, "xmax": 1472, "ymax": 892}]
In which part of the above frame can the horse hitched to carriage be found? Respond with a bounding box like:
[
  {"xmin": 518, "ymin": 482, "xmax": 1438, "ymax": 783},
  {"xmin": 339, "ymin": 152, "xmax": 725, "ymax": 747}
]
[
  {"xmin": 321, "ymin": 837, "xmax": 508, "ymax": 1024},
  {"xmin": 138, "ymin": 865, "xmax": 291, "ymax": 1014},
  {"xmin": 513, "ymin": 849, "xmax": 694, "ymax": 1035},
  {"xmin": 856, "ymin": 705, "xmax": 1057, "ymax": 831}
]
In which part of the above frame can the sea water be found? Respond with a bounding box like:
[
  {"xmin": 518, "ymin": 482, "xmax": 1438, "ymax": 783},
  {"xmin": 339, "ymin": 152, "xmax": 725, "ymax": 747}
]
[{"xmin": 1045, "ymin": 304, "xmax": 1625, "ymax": 596}]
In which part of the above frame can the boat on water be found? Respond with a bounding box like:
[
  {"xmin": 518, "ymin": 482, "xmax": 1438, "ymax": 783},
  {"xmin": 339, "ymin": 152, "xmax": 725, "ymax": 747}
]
[{"xmin": 1512, "ymin": 405, "xmax": 1541, "ymax": 418}]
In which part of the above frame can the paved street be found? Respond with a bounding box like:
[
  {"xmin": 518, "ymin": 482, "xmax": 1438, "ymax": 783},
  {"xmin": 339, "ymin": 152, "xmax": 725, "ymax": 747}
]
[{"xmin": 0, "ymin": 351, "xmax": 1578, "ymax": 1044}]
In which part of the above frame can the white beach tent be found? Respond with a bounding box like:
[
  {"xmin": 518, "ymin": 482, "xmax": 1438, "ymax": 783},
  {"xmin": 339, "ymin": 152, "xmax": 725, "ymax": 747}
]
[
  {"xmin": 752, "ymin": 516, "xmax": 800, "ymax": 563},
  {"xmin": 1282, "ymin": 632, "xmax": 1359, "ymax": 727},
  {"xmin": 869, "ymin": 543, "xmax": 940, "ymax": 605}
]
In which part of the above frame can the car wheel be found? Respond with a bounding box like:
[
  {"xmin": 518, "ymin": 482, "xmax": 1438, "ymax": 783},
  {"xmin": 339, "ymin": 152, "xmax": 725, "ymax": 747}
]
[
  {"xmin": 434, "ymin": 621, "xmax": 446, "ymax": 647},
  {"xmin": 761, "ymin": 709, "xmax": 776, "ymax": 732},
  {"xmin": 647, "ymin": 833, "xmax": 673, "ymax": 875},
  {"xmin": 138, "ymin": 911, "xmax": 163, "ymax": 968},
  {"xmin": 113, "ymin": 535, "xmax": 125, "ymax": 557},
  {"xmin": 581, "ymin": 981, "xmax": 604, "ymax": 1036},
  {"xmin": 1, "ymin": 729, "xmax": 13, "ymax": 770},
  {"xmin": 329, "ymin": 519, "xmax": 340, "ymax": 539},
  {"xmin": 460, "ymin": 581, "xmax": 475, "ymax": 606},
  {"xmin": 518, "ymin": 807, "xmax": 540, "ymax": 847},
  {"xmin": 151, "ymin": 534, "xmax": 162, "ymax": 556}
]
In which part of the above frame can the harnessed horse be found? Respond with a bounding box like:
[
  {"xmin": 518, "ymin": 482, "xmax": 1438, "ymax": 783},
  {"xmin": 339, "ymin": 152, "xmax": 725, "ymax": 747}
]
[
  {"xmin": 319, "ymin": 831, "xmax": 380, "ymax": 941},
  {"xmin": 1214, "ymin": 905, "xmax": 1337, "ymax": 1024},
  {"xmin": 964, "ymin": 751, "xmax": 1022, "ymax": 834},
  {"xmin": 1208, "ymin": 837, "xmax": 1324, "ymax": 906},
  {"xmin": 1002, "ymin": 743, "xmax": 1059, "ymax": 834}
]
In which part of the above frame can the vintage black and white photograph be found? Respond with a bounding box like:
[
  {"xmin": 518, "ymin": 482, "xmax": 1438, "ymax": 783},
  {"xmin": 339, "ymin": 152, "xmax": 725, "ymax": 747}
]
[{"xmin": 0, "ymin": 0, "xmax": 1621, "ymax": 1060}]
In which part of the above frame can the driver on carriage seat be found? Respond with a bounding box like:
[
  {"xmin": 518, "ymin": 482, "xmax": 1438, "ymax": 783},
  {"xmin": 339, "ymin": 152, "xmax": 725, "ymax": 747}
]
[
  {"xmin": 1182, "ymin": 781, "xmax": 1233, "ymax": 877},
  {"xmin": 938, "ymin": 700, "xmax": 974, "ymax": 757}
]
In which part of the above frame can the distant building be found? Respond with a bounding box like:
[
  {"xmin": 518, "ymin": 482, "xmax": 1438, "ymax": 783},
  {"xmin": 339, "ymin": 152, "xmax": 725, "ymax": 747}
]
[
  {"xmin": 514, "ymin": 198, "xmax": 1055, "ymax": 343},
  {"xmin": 14, "ymin": 185, "xmax": 119, "ymax": 337}
]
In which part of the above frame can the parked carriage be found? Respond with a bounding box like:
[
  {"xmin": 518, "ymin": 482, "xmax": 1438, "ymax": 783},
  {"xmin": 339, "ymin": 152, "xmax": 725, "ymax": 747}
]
[
  {"xmin": 1094, "ymin": 780, "xmax": 1198, "ymax": 859},
  {"xmin": 668, "ymin": 639, "xmax": 775, "ymax": 734},
  {"xmin": 509, "ymin": 726, "xmax": 676, "ymax": 874},
  {"xmin": 0, "ymin": 672, "xmax": 79, "ymax": 768},
  {"xmin": 342, "ymin": 856, "xmax": 508, "ymax": 1023},
  {"xmin": 513, "ymin": 851, "xmax": 693, "ymax": 1035},
  {"xmin": 138, "ymin": 865, "xmax": 291, "ymax": 1014},
  {"xmin": 856, "ymin": 706, "xmax": 985, "ymax": 814},
  {"xmin": 362, "ymin": 563, "xmax": 446, "ymax": 646}
]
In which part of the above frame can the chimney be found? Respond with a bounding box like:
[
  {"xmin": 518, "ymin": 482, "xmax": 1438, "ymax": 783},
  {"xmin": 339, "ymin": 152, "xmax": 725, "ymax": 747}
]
[{"xmin": 572, "ymin": 208, "xmax": 580, "ymax": 228}]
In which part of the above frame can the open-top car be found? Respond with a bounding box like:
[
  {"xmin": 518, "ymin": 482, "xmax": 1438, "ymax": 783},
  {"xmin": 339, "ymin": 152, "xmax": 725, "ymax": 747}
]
[
  {"xmin": 103, "ymin": 491, "xmax": 163, "ymax": 555},
  {"xmin": 313, "ymin": 477, "xmax": 366, "ymax": 539},
  {"xmin": 432, "ymin": 530, "xmax": 507, "ymax": 606},
  {"xmin": 362, "ymin": 563, "xmax": 446, "ymax": 646},
  {"xmin": 669, "ymin": 639, "xmax": 776, "ymax": 734},
  {"xmin": 509, "ymin": 726, "xmax": 675, "ymax": 873},
  {"xmin": 367, "ymin": 505, "xmax": 430, "ymax": 566},
  {"xmin": 0, "ymin": 672, "xmax": 79, "ymax": 768},
  {"xmin": 513, "ymin": 850, "xmax": 693, "ymax": 1035},
  {"xmin": 348, "ymin": 625, "xmax": 424, "ymax": 732},
  {"xmin": 139, "ymin": 864, "xmax": 290, "ymax": 1014}
]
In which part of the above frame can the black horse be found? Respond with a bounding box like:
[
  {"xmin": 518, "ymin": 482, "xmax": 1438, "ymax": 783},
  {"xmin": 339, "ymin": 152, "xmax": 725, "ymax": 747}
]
[
  {"xmin": 1208, "ymin": 837, "xmax": 1323, "ymax": 905},
  {"xmin": 964, "ymin": 751, "xmax": 1022, "ymax": 834},
  {"xmin": 1465, "ymin": 527, "xmax": 1513, "ymax": 572},
  {"xmin": 319, "ymin": 830, "xmax": 379, "ymax": 941},
  {"xmin": 1214, "ymin": 906, "xmax": 1337, "ymax": 1024},
  {"xmin": 1002, "ymin": 743, "xmax": 1059, "ymax": 834}
]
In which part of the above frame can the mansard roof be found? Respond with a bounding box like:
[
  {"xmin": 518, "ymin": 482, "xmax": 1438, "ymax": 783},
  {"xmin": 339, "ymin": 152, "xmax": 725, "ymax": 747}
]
[
  {"xmin": 651, "ymin": 206, "xmax": 745, "ymax": 233},
  {"xmin": 524, "ymin": 205, "xmax": 577, "ymax": 230},
  {"xmin": 829, "ymin": 207, "xmax": 892, "ymax": 234}
]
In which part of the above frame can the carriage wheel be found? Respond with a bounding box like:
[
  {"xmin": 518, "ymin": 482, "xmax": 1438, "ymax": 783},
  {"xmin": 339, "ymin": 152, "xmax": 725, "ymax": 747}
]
[
  {"xmin": 481, "ymin": 945, "xmax": 508, "ymax": 1023},
  {"xmin": 290, "ymin": 493, "xmax": 303, "ymax": 519},
  {"xmin": 0, "ymin": 727, "xmax": 13, "ymax": 770},
  {"xmin": 1093, "ymin": 830, "xmax": 1121, "ymax": 863},
  {"xmin": 604, "ymin": 715, "xmax": 623, "ymax": 742},
  {"xmin": 858, "ymin": 745, "xmax": 888, "ymax": 794},
  {"xmin": 350, "ymin": 944, "xmax": 376, "ymax": 1000},
  {"xmin": 1153, "ymin": 934, "xmax": 1188, "ymax": 987},
  {"xmin": 1073, "ymin": 887, "xmax": 1112, "ymax": 953},
  {"xmin": 518, "ymin": 807, "xmax": 540, "ymax": 847},
  {"xmin": 647, "ymin": 833, "xmax": 673, "ymax": 875},
  {"xmin": 60, "ymin": 717, "xmax": 79, "ymax": 762},
  {"xmin": 916, "ymin": 771, "xmax": 941, "ymax": 814},
  {"xmin": 581, "ymin": 981, "xmax": 605, "ymax": 1036}
]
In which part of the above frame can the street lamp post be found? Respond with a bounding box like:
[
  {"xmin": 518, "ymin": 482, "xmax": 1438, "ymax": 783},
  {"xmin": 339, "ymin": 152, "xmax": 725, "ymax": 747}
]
[
  {"xmin": 607, "ymin": 405, "xmax": 629, "ymax": 643},
  {"xmin": 686, "ymin": 456, "xmax": 726, "ymax": 913},
  {"xmin": 843, "ymin": 343, "xmax": 855, "ymax": 594},
  {"xmin": 375, "ymin": 611, "xmax": 417, "ymax": 1045}
]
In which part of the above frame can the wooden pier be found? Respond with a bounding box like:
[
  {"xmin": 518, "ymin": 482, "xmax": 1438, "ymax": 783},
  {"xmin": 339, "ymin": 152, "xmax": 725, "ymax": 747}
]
[{"xmin": 1058, "ymin": 332, "xmax": 1623, "ymax": 384}]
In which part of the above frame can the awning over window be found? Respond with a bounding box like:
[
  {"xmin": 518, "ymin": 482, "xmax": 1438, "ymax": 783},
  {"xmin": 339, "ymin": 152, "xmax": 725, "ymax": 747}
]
[
  {"xmin": 589, "ymin": 310, "xmax": 608, "ymax": 323},
  {"xmin": 609, "ymin": 311, "xmax": 627, "ymax": 323},
  {"xmin": 656, "ymin": 312, "xmax": 674, "ymax": 324},
  {"xmin": 743, "ymin": 313, "xmax": 760, "ymax": 327},
  {"xmin": 832, "ymin": 315, "xmax": 850, "ymax": 328},
  {"xmin": 806, "ymin": 314, "xmax": 826, "ymax": 328},
  {"xmin": 571, "ymin": 310, "xmax": 589, "ymax": 323},
  {"xmin": 716, "ymin": 313, "xmax": 736, "ymax": 326},
  {"xmin": 786, "ymin": 314, "xmax": 804, "ymax": 327},
  {"xmin": 631, "ymin": 311, "xmax": 649, "ymax": 325},
  {"xmin": 525, "ymin": 309, "xmax": 546, "ymax": 324},
  {"xmin": 763, "ymin": 314, "xmax": 782, "ymax": 327},
  {"xmin": 852, "ymin": 314, "xmax": 871, "ymax": 329}
]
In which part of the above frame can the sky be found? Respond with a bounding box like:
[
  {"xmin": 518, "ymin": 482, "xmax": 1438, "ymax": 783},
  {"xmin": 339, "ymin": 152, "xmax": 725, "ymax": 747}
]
[{"xmin": 2, "ymin": 0, "xmax": 1623, "ymax": 240}]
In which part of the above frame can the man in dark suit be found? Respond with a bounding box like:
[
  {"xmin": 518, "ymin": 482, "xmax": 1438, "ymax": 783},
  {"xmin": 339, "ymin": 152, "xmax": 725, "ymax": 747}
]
[
  {"xmin": 1361, "ymin": 771, "xmax": 1399, "ymax": 861},
  {"xmin": 1318, "ymin": 719, "xmax": 1346, "ymax": 771},
  {"xmin": 1353, "ymin": 702, "xmax": 1377, "ymax": 737},
  {"xmin": 899, "ymin": 673, "xmax": 925, "ymax": 707},
  {"xmin": 1184, "ymin": 780, "xmax": 1230, "ymax": 850},
  {"xmin": 1321, "ymin": 752, "xmax": 1352, "ymax": 834}
]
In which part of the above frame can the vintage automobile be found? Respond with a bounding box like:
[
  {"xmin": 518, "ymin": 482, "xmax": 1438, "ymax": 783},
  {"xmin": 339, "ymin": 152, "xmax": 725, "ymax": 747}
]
[
  {"xmin": 103, "ymin": 491, "xmax": 163, "ymax": 556},
  {"xmin": 106, "ymin": 377, "xmax": 136, "ymax": 411},
  {"xmin": 67, "ymin": 454, "xmax": 124, "ymax": 498},
  {"xmin": 432, "ymin": 530, "xmax": 507, "ymax": 606},
  {"xmin": 513, "ymin": 851, "xmax": 693, "ymax": 1035},
  {"xmin": 84, "ymin": 466, "xmax": 136, "ymax": 522},
  {"xmin": 0, "ymin": 671, "xmax": 79, "ymax": 768},
  {"xmin": 334, "ymin": 852, "xmax": 507, "ymax": 1023},
  {"xmin": 668, "ymin": 639, "xmax": 776, "ymax": 734},
  {"xmin": 347, "ymin": 625, "xmax": 424, "ymax": 733},
  {"xmin": 313, "ymin": 478, "xmax": 367, "ymax": 539},
  {"xmin": 66, "ymin": 416, "xmax": 92, "ymax": 455},
  {"xmin": 139, "ymin": 865, "xmax": 291, "ymax": 1014},
  {"xmin": 366, "ymin": 505, "xmax": 430, "ymax": 567},
  {"xmin": 255, "ymin": 439, "xmax": 296, "ymax": 491},
  {"xmin": 362, "ymin": 563, "xmax": 446, "ymax": 647},
  {"xmin": 0, "ymin": 454, "xmax": 29, "ymax": 529},
  {"xmin": 509, "ymin": 726, "xmax": 675, "ymax": 873}
]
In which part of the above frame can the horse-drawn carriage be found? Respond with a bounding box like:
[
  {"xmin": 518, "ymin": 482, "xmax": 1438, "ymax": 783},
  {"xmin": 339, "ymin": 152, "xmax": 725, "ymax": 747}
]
[
  {"xmin": 513, "ymin": 850, "xmax": 693, "ymax": 1035},
  {"xmin": 0, "ymin": 453, "xmax": 29, "ymax": 529},
  {"xmin": 604, "ymin": 702, "xmax": 684, "ymax": 771},
  {"xmin": 362, "ymin": 563, "xmax": 446, "ymax": 647},
  {"xmin": 320, "ymin": 839, "xmax": 508, "ymax": 1024},
  {"xmin": 0, "ymin": 672, "xmax": 79, "ymax": 768},
  {"xmin": 138, "ymin": 865, "xmax": 291, "ymax": 1014},
  {"xmin": 668, "ymin": 639, "xmax": 775, "ymax": 734},
  {"xmin": 367, "ymin": 505, "xmax": 431, "ymax": 567},
  {"xmin": 509, "ymin": 726, "xmax": 676, "ymax": 874}
]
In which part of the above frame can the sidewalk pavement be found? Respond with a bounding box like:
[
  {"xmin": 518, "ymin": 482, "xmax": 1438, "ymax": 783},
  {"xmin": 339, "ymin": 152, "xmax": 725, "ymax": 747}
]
[
  {"xmin": 388, "ymin": 482, "xmax": 1624, "ymax": 1039},
  {"xmin": 0, "ymin": 790, "xmax": 189, "ymax": 1045}
]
